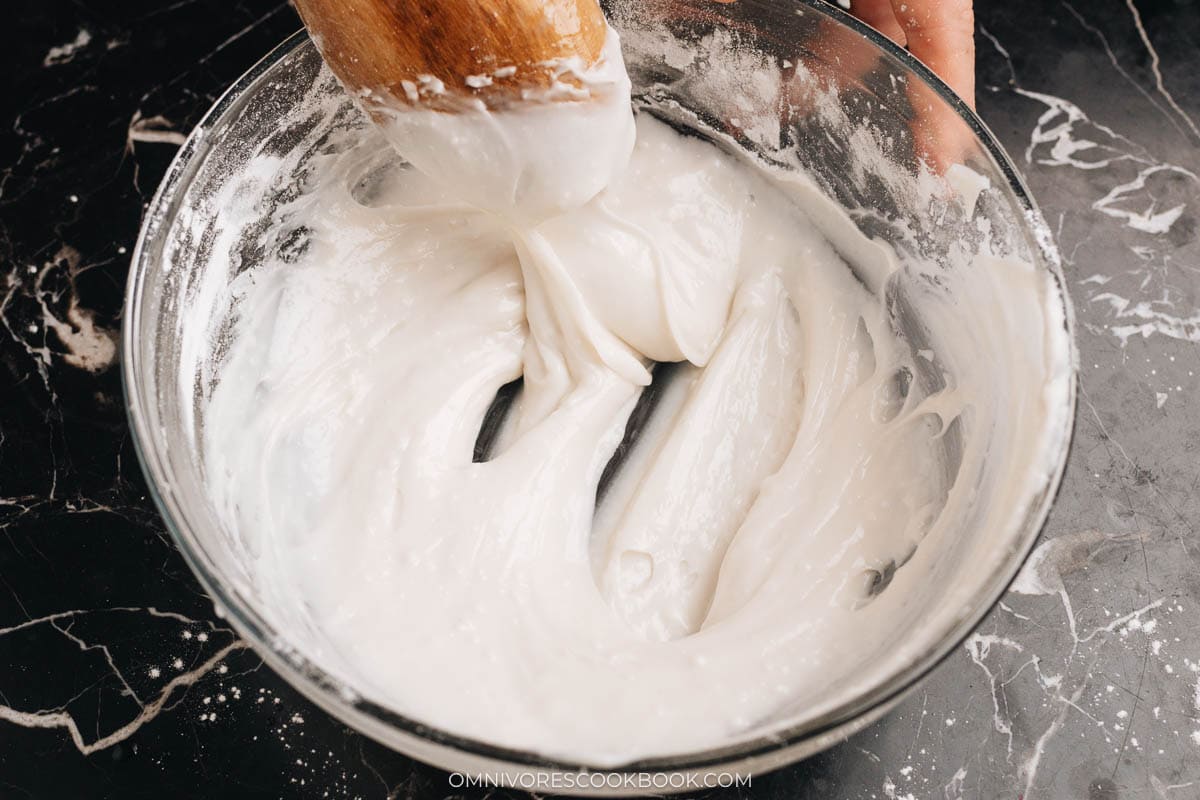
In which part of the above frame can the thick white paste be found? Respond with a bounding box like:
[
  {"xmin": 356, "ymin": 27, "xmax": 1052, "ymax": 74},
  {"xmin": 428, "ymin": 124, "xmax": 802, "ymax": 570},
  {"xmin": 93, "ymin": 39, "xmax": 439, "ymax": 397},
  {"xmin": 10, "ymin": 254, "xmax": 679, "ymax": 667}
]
[{"xmin": 195, "ymin": 29, "xmax": 1069, "ymax": 765}]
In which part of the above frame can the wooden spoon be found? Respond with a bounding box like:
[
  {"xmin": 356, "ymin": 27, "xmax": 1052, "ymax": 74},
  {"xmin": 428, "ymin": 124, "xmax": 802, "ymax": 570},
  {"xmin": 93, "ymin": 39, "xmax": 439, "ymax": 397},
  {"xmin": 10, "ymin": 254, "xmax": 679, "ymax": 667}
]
[{"xmin": 293, "ymin": 0, "xmax": 609, "ymax": 111}]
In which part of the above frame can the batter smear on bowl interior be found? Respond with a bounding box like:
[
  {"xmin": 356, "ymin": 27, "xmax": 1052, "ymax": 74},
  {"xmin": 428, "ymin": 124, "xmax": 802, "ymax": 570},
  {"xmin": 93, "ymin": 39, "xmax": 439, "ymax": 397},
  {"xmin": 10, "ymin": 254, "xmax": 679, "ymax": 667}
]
[{"xmin": 196, "ymin": 23, "xmax": 1066, "ymax": 763}]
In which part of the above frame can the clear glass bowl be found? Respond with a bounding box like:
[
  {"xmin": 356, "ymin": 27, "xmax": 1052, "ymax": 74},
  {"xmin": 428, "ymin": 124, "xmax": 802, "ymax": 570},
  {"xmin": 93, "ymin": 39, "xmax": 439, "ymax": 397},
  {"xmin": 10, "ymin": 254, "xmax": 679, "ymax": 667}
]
[{"xmin": 123, "ymin": 0, "xmax": 1076, "ymax": 790}]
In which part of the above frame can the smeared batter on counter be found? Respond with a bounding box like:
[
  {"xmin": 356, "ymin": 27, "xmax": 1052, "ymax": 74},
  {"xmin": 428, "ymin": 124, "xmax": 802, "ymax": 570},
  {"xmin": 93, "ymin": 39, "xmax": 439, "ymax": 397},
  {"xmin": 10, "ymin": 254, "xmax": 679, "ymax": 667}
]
[{"xmin": 194, "ymin": 27, "xmax": 1068, "ymax": 764}]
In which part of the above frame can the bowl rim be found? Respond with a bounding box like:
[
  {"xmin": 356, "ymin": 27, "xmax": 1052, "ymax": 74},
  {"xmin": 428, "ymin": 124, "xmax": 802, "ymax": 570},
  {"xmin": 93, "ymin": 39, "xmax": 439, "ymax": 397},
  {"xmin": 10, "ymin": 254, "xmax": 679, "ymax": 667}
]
[{"xmin": 122, "ymin": 0, "xmax": 1078, "ymax": 777}]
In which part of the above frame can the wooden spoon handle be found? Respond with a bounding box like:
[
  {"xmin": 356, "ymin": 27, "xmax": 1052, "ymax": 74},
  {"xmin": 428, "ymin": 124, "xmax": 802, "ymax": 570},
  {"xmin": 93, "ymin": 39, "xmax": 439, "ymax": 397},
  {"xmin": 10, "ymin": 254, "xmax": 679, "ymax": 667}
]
[{"xmin": 294, "ymin": 0, "xmax": 609, "ymax": 109}]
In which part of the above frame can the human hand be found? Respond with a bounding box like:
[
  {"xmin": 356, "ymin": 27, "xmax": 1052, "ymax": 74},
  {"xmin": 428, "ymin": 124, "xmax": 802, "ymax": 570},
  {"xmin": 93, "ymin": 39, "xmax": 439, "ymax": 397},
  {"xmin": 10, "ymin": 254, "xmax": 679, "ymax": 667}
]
[
  {"xmin": 847, "ymin": 0, "xmax": 975, "ymax": 109},
  {"xmin": 648, "ymin": 0, "xmax": 979, "ymax": 171}
]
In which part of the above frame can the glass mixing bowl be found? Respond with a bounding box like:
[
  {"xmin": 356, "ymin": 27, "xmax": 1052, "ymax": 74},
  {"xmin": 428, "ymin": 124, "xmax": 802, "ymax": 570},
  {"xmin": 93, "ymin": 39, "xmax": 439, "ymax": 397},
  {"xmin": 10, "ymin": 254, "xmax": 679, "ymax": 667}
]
[{"xmin": 123, "ymin": 0, "xmax": 1076, "ymax": 790}]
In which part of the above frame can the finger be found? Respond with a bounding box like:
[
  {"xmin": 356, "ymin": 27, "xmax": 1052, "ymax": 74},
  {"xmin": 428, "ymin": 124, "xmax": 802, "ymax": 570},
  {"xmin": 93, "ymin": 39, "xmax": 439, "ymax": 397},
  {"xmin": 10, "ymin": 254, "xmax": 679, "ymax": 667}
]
[
  {"xmin": 849, "ymin": 0, "xmax": 907, "ymax": 46},
  {"xmin": 804, "ymin": 14, "xmax": 889, "ymax": 90},
  {"xmin": 889, "ymin": 0, "xmax": 975, "ymax": 108},
  {"xmin": 908, "ymin": 81, "xmax": 977, "ymax": 173}
]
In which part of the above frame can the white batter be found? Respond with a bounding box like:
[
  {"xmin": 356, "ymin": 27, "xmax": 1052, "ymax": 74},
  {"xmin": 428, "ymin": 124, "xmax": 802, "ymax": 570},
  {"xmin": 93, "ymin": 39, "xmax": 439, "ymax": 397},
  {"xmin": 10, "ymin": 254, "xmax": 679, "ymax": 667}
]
[{"xmin": 195, "ymin": 29, "xmax": 1068, "ymax": 764}]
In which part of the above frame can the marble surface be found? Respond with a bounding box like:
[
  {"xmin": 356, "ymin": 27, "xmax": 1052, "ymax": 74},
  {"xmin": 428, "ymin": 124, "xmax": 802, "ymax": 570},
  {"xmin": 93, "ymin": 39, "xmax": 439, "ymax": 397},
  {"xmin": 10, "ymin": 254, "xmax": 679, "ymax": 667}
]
[{"xmin": 3, "ymin": 0, "xmax": 1199, "ymax": 797}]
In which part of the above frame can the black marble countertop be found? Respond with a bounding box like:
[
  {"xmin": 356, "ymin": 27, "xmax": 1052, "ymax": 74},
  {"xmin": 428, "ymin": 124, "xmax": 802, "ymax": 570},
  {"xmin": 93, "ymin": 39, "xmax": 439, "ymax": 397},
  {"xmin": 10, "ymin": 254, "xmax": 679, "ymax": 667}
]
[{"xmin": 4, "ymin": 0, "xmax": 1200, "ymax": 797}]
